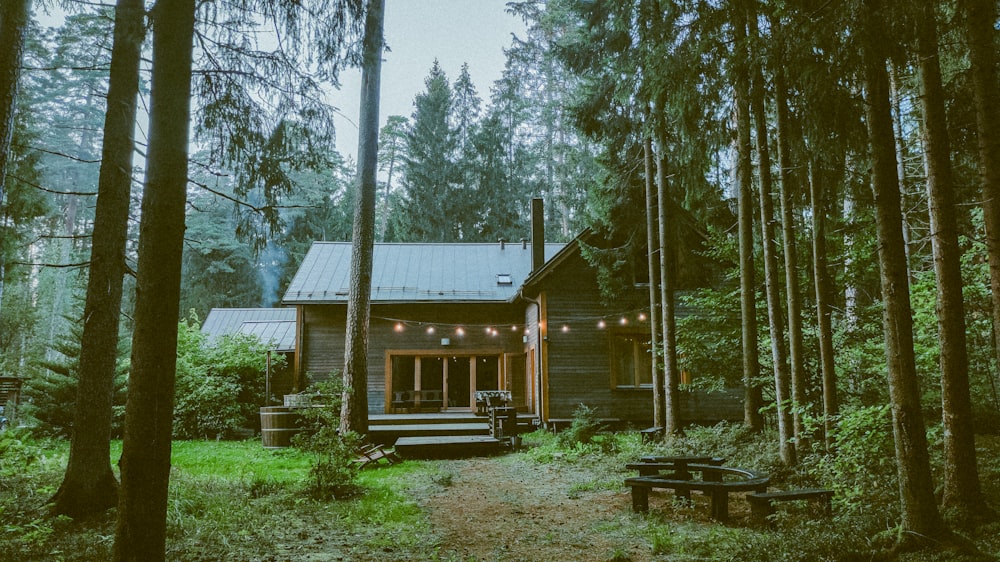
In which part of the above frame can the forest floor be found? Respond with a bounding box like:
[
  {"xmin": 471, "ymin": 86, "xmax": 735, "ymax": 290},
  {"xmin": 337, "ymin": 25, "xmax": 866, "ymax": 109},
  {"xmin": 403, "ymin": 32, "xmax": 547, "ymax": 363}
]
[
  {"xmin": 419, "ymin": 454, "xmax": 650, "ymax": 562},
  {"xmin": 4, "ymin": 431, "xmax": 1000, "ymax": 561}
]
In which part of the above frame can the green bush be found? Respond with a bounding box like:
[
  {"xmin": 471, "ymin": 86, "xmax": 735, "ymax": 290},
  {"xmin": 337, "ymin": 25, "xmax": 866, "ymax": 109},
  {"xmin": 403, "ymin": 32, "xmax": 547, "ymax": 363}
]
[
  {"xmin": 291, "ymin": 377, "xmax": 360, "ymax": 499},
  {"xmin": 21, "ymin": 303, "xmax": 129, "ymax": 438},
  {"xmin": 558, "ymin": 403, "xmax": 601, "ymax": 447},
  {"xmin": 816, "ymin": 404, "xmax": 898, "ymax": 519},
  {"xmin": 173, "ymin": 312, "xmax": 282, "ymax": 439}
]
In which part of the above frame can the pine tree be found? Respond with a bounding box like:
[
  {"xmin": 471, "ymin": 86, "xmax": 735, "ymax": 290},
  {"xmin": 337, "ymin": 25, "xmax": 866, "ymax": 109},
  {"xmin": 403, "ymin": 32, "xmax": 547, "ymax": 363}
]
[
  {"xmin": 54, "ymin": 0, "xmax": 144, "ymax": 520},
  {"xmin": 401, "ymin": 61, "xmax": 456, "ymax": 241},
  {"xmin": 113, "ymin": 0, "xmax": 197, "ymax": 557},
  {"xmin": 858, "ymin": 0, "xmax": 945, "ymax": 543},
  {"xmin": 340, "ymin": 0, "xmax": 384, "ymax": 435}
]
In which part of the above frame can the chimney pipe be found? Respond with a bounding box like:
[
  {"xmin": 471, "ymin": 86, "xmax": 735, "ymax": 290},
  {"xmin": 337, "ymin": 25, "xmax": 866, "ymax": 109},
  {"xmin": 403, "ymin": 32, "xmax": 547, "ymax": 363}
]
[
  {"xmin": 531, "ymin": 198, "xmax": 544, "ymax": 273},
  {"xmin": 499, "ymin": 238, "xmax": 505, "ymax": 250},
  {"xmin": 521, "ymin": 238, "xmax": 528, "ymax": 250}
]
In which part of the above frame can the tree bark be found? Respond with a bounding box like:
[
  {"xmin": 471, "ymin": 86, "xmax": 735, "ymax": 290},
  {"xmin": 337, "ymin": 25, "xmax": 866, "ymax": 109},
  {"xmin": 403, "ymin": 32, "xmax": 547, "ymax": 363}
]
[
  {"xmin": 112, "ymin": 0, "xmax": 195, "ymax": 559},
  {"xmin": 889, "ymin": 68, "xmax": 914, "ymax": 279},
  {"xmin": 0, "ymin": 0, "xmax": 31, "ymax": 315},
  {"xmin": 808, "ymin": 159, "xmax": 839, "ymax": 451},
  {"xmin": 772, "ymin": 26, "xmax": 807, "ymax": 451},
  {"xmin": 860, "ymin": 0, "xmax": 944, "ymax": 541},
  {"xmin": 916, "ymin": 0, "xmax": 986, "ymax": 523},
  {"xmin": 962, "ymin": 0, "xmax": 1000, "ymax": 442},
  {"xmin": 732, "ymin": 5, "xmax": 764, "ymax": 433},
  {"xmin": 643, "ymin": 135, "xmax": 664, "ymax": 431},
  {"xmin": 749, "ymin": 7, "xmax": 795, "ymax": 466},
  {"xmin": 656, "ymin": 144, "xmax": 680, "ymax": 435},
  {"xmin": 341, "ymin": 0, "xmax": 384, "ymax": 434},
  {"xmin": 54, "ymin": 0, "xmax": 144, "ymax": 520}
]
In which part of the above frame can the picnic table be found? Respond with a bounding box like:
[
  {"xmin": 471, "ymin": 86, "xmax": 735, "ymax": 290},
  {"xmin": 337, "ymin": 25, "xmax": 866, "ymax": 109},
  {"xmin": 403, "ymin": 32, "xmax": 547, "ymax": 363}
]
[
  {"xmin": 630, "ymin": 455, "xmax": 726, "ymax": 479},
  {"xmin": 625, "ymin": 464, "xmax": 770, "ymax": 521}
]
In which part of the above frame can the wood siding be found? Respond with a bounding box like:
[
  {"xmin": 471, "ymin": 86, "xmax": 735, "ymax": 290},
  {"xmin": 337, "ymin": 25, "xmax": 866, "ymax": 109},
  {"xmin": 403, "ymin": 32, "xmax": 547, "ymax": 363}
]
[
  {"xmin": 299, "ymin": 303, "xmax": 523, "ymax": 412},
  {"xmin": 529, "ymin": 248, "xmax": 741, "ymax": 425}
]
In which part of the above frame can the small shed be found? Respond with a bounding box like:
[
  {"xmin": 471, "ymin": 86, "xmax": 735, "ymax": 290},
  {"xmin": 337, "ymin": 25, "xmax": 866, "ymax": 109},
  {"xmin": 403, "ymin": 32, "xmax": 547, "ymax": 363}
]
[{"xmin": 201, "ymin": 308, "xmax": 298, "ymax": 401}]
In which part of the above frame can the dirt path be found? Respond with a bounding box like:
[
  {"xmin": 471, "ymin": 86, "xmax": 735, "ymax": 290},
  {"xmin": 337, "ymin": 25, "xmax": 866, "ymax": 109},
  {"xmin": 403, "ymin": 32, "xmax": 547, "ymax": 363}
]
[{"xmin": 419, "ymin": 456, "xmax": 653, "ymax": 562}]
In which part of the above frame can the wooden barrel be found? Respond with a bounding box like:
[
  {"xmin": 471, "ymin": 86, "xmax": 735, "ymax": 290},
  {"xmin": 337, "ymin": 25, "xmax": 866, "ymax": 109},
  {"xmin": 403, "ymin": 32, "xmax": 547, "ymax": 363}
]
[{"xmin": 260, "ymin": 406, "xmax": 302, "ymax": 449}]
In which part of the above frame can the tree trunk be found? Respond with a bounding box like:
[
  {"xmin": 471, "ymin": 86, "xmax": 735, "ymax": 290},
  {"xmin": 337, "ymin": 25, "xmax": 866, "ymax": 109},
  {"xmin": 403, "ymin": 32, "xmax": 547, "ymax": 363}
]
[
  {"xmin": 656, "ymin": 144, "xmax": 680, "ymax": 435},
  {"xmin": 643, "ymin": 135, "xmax": 664, "ymax": 431},
  {"xmin": 54, "ymin": 0, "xmax": 144, "ymax": 520},
  {"xmin": 889, "ymin": 68, "xmax": 914, "ymax": 279},
  {"xmin": 112, "ymin": 0, "xmax": 195, "ymax": 559},
  {"xmin": 0, "ymin": 0, "xmax": 31, "ymax": 320},
  {"xmin": 916, "ymin": 0, "xmax": 986, "ymax": 524},
  {"xmin": 340, "ymin": 0, "xmax": 384, "ymax": 434},
  {"xmin": 860, "ymin": 0, "xmax": 944, "ymax": 541},
  {"xmin": 0, "ymin": 0, "xmax": 30, "ymax": 212},
  {"xmin": 772, "ymin": 29, "xmax": 807, "ymax": 451},
  {"xmin": 808, "ymin": 159, "xmax": 839, "ymax": 451},
  {"xmin": 963, "ymin": 0, "xmax": 1000, "ymax": 437},
  {"xmin": 732, "ymin": 5, "xmax": 764, "ymax": 432},
  {"xmin": 749, "ymin": 8, "xmax": 795, "ymax": 466}
]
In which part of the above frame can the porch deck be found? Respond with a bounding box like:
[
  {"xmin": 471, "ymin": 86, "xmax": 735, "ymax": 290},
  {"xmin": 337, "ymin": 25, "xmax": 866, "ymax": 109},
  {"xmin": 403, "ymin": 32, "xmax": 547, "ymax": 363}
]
[
  {"xmin": 368, "ymin": 412, "xmax": 536, "ymax": 458},
  {"xmin": 368, "ymin": 412, "xmax": 535, "ymax": 440}
]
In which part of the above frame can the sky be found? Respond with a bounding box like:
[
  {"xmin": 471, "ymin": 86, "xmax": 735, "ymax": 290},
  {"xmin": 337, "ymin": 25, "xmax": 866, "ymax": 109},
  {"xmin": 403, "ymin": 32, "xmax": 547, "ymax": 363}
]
[
  {"xmin": 329, "ymin": 0, "xmax": 527, "ymax": 161},
  {"xmin": 33, "ymin": 1, "xmax": 527, "ymax": 163}
]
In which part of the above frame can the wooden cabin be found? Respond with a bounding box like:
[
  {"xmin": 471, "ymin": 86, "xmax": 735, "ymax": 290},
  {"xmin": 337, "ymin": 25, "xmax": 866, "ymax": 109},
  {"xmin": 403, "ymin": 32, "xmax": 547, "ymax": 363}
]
[{"xmin": 281, "ymin": 200, "xmax": 742, "ymax": 428}]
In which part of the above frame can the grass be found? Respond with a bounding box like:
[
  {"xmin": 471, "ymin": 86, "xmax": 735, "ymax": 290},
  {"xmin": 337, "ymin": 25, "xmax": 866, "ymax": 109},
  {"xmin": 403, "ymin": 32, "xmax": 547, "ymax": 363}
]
[
  {"xmin": 2, "ymin": 427, "xmax": 1000, "ymax": 561},
  {"xmin": 0, "ymin": 436, "xmax": 438, "ymax": 561}
]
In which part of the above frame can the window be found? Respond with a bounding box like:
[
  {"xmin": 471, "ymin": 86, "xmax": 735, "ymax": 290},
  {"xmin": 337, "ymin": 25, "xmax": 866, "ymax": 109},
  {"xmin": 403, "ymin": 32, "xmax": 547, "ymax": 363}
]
[{"xmin": 611, "ymin": 333, "xmax": 653, "ymax": 388}]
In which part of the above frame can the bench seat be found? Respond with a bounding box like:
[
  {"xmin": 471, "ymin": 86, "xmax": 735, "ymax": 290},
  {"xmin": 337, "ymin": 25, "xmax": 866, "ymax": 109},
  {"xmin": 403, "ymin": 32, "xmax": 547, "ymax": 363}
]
[{"xmin": 625, "ymin": 466, "xmax": 769, "ymax": 521}]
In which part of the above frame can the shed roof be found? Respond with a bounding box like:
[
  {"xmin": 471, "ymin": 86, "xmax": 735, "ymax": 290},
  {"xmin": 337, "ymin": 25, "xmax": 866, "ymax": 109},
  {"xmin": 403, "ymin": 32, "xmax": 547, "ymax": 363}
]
[
  {"xmin": 201, "ymin": 308, "xmax": 296, "ymax": 351},
  {"xmin": 237, "ymin": 320, "xmax": 296, "ymax": 352},
  {"xmin": 282, "ymin": 242, "xmax": 566, "ymax": 304}
]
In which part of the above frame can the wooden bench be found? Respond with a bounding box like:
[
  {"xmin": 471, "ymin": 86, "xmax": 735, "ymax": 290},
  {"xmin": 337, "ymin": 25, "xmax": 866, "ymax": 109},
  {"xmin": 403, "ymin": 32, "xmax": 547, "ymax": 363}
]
[
  {"xmin": 639, "ymin": 426, "xmax": 663, "ymax": 442},
  {"xmin": 747, "ymin": 488, "xmax": 833, "ymax": 524},
  {"xmin": 625, "ymin": 465, "xmax": 770, "ymax": 521},
  {"xmin": 391, "ymin": 390, "xmax": 443, "ymax": 412}
]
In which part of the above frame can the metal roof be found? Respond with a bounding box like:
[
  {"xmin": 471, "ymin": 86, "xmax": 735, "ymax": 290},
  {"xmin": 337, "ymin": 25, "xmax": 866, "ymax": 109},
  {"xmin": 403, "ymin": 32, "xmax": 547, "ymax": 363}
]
[
  {"xmin": 237, "ymin": 320, "xmax": 296, "ymax": 352},
  {"xmin": 282, "ymin": 242, "xmax": 566, "ymax": 304},
  {"xmin": 201, "ymin": 308, "xmax": 296, "ymax": 350}
]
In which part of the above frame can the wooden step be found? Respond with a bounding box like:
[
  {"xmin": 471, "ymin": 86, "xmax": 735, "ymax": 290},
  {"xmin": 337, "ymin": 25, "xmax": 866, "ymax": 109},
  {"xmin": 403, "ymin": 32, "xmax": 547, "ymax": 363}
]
[{"xmin": 394, "ymin": 435, "xmax": 502, "ymax": 459}]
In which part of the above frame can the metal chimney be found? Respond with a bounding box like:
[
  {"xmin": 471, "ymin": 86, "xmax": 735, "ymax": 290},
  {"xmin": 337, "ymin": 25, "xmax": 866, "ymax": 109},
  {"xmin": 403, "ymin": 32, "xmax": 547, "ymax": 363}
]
[{"xmin": 531, "ymin": 198, "xmax": 544, "ymax": 273}]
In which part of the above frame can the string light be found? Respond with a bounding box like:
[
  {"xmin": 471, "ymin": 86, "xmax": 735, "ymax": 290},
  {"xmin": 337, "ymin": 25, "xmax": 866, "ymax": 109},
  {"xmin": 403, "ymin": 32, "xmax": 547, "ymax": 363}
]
[{"xmin": 377, "ymin": 308, "xmax": 652, "ymax": 335}]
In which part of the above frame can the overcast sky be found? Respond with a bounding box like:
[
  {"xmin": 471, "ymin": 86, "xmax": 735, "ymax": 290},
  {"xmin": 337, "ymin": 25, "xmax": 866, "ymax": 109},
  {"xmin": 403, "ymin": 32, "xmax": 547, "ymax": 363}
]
[
  {"xmin": 330, "ymin": 0, "xmax": 527, "ymax": 161},
  {"xmin": 33, "ymin": 1, "xmax": 527, "ymax": 163}
]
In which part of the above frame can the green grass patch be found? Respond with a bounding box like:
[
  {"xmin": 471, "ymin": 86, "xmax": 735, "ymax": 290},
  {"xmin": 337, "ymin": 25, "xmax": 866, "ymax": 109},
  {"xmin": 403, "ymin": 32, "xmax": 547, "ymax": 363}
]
[{"xmin": 169, "ymin": 439, "xmax": 311, "ymax": 482}]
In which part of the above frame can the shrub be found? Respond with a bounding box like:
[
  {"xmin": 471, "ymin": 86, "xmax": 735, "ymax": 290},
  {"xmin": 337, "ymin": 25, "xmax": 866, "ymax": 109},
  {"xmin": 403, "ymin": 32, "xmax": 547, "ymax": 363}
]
[
  {"xmin": 21, "ymin": 303, "xmax": 129, "ymax": 438},
  {"xmin": 558, "ymin": 403, "xmax": 601, "ymax": 447},
  {"xmin": 173, "ymin": 312, "xmax": 282, "ymax": 439},
  {"xmin": 816, "ymin": 404, "xmax": 898, "ymax": 519},
  {"xmin": 291, "ymin": 377, "xmax": 360, "ymax": 499}
]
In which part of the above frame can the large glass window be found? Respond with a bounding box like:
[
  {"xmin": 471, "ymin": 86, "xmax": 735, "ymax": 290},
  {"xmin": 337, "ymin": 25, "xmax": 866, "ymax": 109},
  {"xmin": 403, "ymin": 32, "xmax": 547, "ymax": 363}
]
[
  {"xmin": 387, "ymin": 354, "xmax": 501, "ymax": 412},
  {"xmin": 611, "ymin": 334, "xmax": 653, "ymax": 388}
]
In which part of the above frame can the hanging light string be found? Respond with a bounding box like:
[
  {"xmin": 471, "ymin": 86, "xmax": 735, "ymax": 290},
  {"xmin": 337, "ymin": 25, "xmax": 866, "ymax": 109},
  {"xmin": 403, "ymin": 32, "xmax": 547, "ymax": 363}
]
[{"xmin": 373, "ymin": 308, "xmax": 651, "ymax": 335}]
